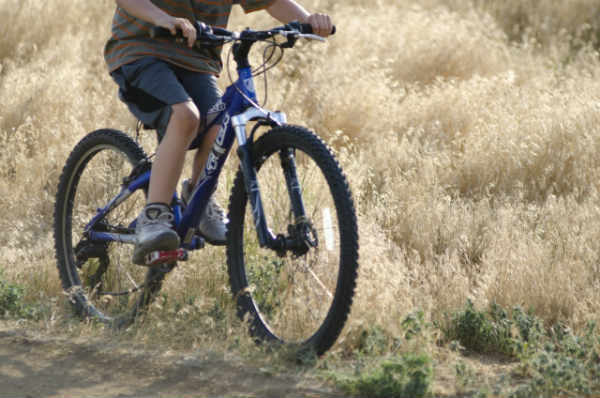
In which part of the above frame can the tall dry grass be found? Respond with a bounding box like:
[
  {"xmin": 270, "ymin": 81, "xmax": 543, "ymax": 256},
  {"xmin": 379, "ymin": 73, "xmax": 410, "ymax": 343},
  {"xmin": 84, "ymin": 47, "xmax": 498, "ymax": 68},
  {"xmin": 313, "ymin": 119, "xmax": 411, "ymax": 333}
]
[{"xmin": 2, "ymin": 0, "xmax": 600, "ymax": 355}]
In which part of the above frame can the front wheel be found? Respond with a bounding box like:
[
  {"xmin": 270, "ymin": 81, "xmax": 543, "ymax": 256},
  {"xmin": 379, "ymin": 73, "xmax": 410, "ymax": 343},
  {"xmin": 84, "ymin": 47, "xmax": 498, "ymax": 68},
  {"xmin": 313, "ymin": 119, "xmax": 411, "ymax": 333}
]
[{"xmin": 227, "ymin": 125, "xmax": 359, "ymax": 355}]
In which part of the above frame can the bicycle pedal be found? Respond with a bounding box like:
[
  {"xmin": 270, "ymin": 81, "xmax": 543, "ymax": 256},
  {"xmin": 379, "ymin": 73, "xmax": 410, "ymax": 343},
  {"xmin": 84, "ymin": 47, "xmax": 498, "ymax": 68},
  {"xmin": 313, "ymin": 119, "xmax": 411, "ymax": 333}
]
[{"xmin": 145, "ymin": 249, "xmax": 188, "ymax": 266}]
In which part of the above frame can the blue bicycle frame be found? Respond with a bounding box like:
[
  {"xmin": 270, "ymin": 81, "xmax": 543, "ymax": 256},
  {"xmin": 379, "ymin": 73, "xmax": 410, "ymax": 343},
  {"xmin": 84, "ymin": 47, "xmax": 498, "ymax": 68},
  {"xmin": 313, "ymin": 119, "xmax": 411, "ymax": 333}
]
[{"xmin": 85, "ymin": 63, "xmax": 287, "ymax": 252}]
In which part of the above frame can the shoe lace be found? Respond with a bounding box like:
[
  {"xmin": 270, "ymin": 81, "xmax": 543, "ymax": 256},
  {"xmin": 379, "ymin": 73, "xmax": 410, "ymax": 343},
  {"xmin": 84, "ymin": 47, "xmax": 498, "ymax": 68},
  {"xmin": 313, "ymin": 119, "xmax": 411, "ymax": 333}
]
[
  {"xmin": 156, "ymin": 212, "xmax": 175, "ymax": 224},
  {"xmin": 143, "ymin": 209, "xmax": 175, "ymax": 226}
]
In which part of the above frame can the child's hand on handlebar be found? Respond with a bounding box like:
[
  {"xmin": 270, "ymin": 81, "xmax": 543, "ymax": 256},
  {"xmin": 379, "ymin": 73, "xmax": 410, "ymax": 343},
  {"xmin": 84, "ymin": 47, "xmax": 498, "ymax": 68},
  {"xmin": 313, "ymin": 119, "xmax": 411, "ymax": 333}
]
[
  {"xmin": 155, "ymin": 15, "xmax": 199, "ymax": 47},
  {"xmin": 305, "ymin": 13, "xmax": 333, "ymax": 37}
]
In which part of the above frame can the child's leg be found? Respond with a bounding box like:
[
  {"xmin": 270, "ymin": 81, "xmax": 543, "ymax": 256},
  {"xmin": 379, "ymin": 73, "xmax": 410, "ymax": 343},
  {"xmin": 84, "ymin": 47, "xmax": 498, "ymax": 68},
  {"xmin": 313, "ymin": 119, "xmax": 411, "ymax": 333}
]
[
  {"xmin": 182, "ymin": 123, "xmax": 227, "ymax": 245},
  {"xmin": 173, "ymin": 69, "xmax": 227, "ymax": 245},
  {"xmin": 190, "ymin": 124, "xmax": 220, "ymax": 186},
  {"xmin": 148, "ymin": 100, "xmax": 200, "ymax": 204},
  {"xmin": 132, "ymin": 101, "xmax": 200, "ymax": 265}
]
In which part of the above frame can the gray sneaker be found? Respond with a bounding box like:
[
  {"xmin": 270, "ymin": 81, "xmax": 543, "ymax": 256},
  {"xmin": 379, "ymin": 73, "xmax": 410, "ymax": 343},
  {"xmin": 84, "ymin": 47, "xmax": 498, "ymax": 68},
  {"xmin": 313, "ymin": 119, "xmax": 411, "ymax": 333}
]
[
  {"xmin": 182, "ymin": 179, "xmax": 228, "ymax": 246},
  {"xmin": 132, "ymin": 203, "xmax": 180, "ymax": 265}
]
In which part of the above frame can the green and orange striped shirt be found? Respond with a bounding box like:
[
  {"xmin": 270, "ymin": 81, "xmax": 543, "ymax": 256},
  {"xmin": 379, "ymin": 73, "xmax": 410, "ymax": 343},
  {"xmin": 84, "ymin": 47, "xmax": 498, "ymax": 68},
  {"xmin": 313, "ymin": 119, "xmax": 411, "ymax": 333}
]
[{"xmin": 104, "ymin": 0, "xmax": 276, "ymax": 74}]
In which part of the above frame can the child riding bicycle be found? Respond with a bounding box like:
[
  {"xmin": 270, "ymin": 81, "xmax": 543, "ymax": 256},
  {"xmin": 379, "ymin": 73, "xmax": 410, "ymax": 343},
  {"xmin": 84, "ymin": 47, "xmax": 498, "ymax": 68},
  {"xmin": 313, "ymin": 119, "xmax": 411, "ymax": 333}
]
[{"xmin": 105, "ymin": 0, "xmax": 333, "ymax": 265}]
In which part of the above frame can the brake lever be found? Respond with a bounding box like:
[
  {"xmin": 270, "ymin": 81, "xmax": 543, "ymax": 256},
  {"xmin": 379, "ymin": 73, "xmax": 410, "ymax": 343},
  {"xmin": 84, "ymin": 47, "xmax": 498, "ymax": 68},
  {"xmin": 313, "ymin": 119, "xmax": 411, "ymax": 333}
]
[
  {"xmin": 278, "ymin": 30, "xmax": 326, "ymax": 42},
  {"xmin": 298, "ymin": 33, "xmax": 326, "ymax": 42}
]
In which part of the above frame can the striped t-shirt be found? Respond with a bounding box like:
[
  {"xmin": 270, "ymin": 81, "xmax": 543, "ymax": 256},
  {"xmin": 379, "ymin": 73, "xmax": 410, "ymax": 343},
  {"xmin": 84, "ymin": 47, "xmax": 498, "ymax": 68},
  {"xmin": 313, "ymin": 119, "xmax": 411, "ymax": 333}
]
[{"xmin": 104, "ymin": 0, "xmax": 276, "ymax": 74}]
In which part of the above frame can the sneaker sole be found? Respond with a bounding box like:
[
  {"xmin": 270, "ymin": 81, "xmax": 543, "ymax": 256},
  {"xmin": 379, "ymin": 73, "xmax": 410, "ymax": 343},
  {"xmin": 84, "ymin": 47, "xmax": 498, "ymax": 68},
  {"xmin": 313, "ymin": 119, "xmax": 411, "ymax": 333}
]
[
  {"xmin": 201, "ymin": 236, "xmax": 226, "ymax": 246},
  {"xmin": 197, "ymin": 231, "xmax": 227, "ymax": 246},
  {"xmin": 132, "ymin": 234, "xmax": 180, "ymax": 265}
]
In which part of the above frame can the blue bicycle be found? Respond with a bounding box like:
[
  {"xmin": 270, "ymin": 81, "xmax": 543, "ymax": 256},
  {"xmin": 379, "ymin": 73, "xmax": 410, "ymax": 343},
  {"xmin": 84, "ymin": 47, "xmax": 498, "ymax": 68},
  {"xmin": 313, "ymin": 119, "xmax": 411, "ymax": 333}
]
[{"xmin": 54, "ymin": 23, "xmax": 358, "ymax": 355}]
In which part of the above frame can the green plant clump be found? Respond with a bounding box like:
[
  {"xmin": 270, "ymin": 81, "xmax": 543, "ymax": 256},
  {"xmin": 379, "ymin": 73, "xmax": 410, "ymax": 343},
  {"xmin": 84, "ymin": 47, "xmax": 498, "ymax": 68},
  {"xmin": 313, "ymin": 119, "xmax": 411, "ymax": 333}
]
[
  {"xmin": 337, "ymin": 353, "xmax": 433, "ymax": 398},
  {"xmin": 0, "ymin": 269, "xmax": 37, "ymax": 319},
  {"xmin": 510, "ymin": 322, "xmax": 600, "ymax": 397},
  {"xmin": 443, "ymin": 300, "xmax": 544, "ymax": 357}
]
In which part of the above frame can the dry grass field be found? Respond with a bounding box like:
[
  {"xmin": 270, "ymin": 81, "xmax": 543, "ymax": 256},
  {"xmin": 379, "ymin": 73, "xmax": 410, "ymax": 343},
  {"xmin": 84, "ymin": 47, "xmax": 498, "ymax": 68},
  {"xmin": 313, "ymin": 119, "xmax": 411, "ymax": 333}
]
[{"xmin": 3, "ymin": 0, "xmax": 600, "ymax": 396}]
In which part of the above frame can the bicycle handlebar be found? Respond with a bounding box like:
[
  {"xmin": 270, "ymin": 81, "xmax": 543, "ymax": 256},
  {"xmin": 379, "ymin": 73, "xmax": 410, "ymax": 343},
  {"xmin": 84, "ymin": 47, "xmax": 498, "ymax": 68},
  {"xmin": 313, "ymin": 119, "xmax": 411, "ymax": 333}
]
[
  {"xmin": 288, "ymin": 22, "xmax": 337, "ymax": 36},
  {"xmin": 149, "ymin": 21, "xmax": 335, "ymax": 44}
]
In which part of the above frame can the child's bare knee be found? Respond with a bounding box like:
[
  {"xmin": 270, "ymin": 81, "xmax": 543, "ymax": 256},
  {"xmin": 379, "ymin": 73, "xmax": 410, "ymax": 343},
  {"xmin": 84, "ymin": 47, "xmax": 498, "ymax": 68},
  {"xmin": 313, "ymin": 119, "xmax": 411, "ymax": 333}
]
[{"xmin": 170, "ymin": 101, "xmax": 200, "ymax": 138}]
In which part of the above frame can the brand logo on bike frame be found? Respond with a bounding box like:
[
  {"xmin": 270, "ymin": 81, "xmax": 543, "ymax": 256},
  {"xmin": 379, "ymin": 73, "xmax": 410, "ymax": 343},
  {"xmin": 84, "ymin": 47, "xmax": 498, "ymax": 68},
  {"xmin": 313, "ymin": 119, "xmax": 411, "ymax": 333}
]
[
  {"xmin": 206, "ymin": 114, "xmax": 230, "ymax": 175},
  {"xmin": 208, "ymin": 99, "xmax": 226, "ymax": 114}
]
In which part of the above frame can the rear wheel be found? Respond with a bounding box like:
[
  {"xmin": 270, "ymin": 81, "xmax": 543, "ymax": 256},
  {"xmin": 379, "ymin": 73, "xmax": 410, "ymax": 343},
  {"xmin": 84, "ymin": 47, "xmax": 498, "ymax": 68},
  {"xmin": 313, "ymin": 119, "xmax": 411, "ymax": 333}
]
[
  {"xmin": 54, "ymin": 129, "xmax": 169, "ymax": 326},
  {"xmin": 227, "ymin": 125, "xmax": 359, "ymax": 355}
]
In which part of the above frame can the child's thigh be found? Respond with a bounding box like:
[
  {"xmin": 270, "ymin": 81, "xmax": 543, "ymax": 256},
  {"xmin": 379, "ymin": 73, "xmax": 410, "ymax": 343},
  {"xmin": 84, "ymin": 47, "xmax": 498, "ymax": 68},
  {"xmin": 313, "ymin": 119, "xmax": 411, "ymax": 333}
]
[
  {"xmin": 175, "ymin": 69, "xmax": 223, "ymax": 133},
  {"xmin": 112, "ymin": 57, "xmax": 192, "ymax": 137}
]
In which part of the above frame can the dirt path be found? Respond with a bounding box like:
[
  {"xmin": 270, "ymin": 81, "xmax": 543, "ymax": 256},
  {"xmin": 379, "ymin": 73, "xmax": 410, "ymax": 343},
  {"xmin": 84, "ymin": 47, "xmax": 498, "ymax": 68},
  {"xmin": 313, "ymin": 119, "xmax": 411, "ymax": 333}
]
[{"xmin": 0, "ymin": 324, "xmax": 346, "ymax": 398}]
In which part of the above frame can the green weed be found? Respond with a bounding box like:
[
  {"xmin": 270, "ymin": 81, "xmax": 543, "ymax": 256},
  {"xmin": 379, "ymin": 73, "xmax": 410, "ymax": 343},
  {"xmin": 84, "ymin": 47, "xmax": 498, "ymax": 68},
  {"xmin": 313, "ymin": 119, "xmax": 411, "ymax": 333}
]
[
  {"xmin": 335, "ymin": 353, "xmax": 433, "ymax": 398},
  {"xmin": 0, "ymin": 268, "xmax": 39, "ymax": 319},
  {"xmin": 443, "ymin": 300, "xmax": 518, "ymax": 356},
  {"xmin": 510, "ymin": 322, "xmax": 600, "ymax": 397}
]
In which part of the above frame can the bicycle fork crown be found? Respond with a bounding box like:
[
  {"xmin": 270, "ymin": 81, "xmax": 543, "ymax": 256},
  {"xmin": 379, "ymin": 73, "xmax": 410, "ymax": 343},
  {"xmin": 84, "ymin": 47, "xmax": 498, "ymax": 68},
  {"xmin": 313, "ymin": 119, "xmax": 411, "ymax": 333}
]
[{"xmin": 231, "ymin": 108, "xmax": 287, "ymax": 146}]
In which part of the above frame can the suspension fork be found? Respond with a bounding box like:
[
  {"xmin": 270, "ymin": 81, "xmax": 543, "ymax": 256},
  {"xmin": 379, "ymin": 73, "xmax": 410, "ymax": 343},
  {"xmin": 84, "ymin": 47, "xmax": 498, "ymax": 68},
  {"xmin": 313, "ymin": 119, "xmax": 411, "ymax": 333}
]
[
  {"xmin": 236, "ymin": 142, "xmax": 272, "ymax": 247},
  {"xmin": 231, "ymin": 109, "xmax": 286, "ymax": 248},
  {"xmin": 279, "ymin": 148, "xmax": 308, "ymax": 222},
  {"xmin": 238, "ymin": 147, "xmax": 312, "ymax": 252}
]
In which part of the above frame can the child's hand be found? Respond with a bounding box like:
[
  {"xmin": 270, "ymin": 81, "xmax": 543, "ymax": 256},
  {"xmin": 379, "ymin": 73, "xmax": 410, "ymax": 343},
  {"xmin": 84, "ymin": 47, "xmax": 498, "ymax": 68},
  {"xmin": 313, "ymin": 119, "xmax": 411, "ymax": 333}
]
[
  {"xmin": 306, "ymin": 13, "xmax": 333, "ymax": 37},
  {"xmin": 157, "ymin": 15, "xmax": 197, "ymax": 47}
]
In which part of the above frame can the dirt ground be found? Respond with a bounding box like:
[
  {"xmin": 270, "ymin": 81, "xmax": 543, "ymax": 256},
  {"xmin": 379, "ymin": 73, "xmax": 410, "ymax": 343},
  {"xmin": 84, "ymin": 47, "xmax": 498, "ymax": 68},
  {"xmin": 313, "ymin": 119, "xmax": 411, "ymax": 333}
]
[{"xmin": 0, "ymin": 322, "xmax": 346, "ymax": 398}]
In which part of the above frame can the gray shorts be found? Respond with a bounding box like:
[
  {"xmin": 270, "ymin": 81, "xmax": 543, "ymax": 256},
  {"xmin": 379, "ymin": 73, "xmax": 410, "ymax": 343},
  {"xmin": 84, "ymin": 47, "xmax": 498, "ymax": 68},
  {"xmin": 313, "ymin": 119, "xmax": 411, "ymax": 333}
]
[{"xmin": 110, "ymin": 57, "xmax": 223, "ymax": 149}]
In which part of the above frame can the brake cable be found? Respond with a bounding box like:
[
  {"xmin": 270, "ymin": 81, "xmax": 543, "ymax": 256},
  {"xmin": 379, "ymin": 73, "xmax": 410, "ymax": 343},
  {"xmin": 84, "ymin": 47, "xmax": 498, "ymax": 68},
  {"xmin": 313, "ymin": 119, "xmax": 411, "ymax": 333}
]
[{"xmin": 225, "ymin": 30, "xmax": 290, "ymax": 111}]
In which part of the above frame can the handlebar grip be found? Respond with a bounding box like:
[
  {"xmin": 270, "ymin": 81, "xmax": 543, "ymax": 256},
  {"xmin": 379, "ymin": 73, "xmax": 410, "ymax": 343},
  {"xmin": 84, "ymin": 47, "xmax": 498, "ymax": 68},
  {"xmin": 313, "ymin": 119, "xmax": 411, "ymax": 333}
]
[
  {"xmin": 149, "ymin": 25, "xmax": 230, "ymax": 40},
  {"xmin": 149, "ymin": 26, "xmax": 178, "ymax": 39},
  {"xmin": 211, "ymin": 27, "xmax": 232, "ymax": 36},
  {"xmin": 299, "ymin": 23, "xmax": 336, "ymax": 35}
]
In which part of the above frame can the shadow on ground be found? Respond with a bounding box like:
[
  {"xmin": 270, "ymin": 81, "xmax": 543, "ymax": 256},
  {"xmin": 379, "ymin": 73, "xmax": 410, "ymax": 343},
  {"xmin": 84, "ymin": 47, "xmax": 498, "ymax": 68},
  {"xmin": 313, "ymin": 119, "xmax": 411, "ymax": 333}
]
[{"xmin": 0, "ymin": 326, "xmax": 345, "ymax": 398}]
